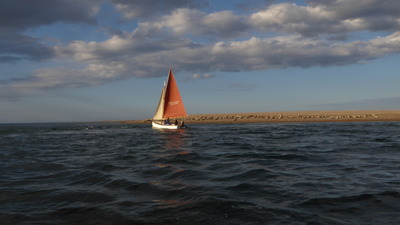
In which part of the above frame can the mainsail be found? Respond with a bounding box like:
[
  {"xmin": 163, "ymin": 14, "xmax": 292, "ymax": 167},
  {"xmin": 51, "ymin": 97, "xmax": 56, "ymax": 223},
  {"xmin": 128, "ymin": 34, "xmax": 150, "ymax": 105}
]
[{"xmin": 153, "ymin": 69, "xmax": 187, "ymax": 120}]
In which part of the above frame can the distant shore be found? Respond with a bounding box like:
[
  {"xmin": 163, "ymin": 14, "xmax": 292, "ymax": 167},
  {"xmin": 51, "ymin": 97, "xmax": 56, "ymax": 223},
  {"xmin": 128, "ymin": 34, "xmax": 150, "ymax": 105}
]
[{"xmin": 115, "ymin": 110, "xmax": 400, "ymax": 124}]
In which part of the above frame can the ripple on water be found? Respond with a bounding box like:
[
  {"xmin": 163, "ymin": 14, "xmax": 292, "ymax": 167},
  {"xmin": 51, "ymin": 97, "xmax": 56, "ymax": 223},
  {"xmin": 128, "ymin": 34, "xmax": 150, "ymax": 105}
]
[{"xmin": 0, "ymin": 122, "xmax": 399, "ymax": 224}]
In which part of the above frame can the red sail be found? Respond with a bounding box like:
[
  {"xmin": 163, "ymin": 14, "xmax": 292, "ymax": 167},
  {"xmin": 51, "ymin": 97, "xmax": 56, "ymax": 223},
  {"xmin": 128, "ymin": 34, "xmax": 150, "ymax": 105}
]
[{"xmin": 163, "ymin": 69, "xmax": 187, "ymax": 119}]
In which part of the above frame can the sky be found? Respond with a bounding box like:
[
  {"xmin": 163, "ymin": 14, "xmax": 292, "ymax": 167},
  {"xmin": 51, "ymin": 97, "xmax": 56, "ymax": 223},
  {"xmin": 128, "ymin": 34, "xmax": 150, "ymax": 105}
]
[{"xmin": 1, "ymin": 0, "xmax": 400, "ymax": 123}]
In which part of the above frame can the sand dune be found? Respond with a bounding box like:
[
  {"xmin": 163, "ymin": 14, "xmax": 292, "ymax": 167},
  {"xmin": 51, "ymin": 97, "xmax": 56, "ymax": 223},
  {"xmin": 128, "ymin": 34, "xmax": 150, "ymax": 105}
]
[{"xmin": 120, "ymin": 110, "xmax": 400, "ymax": 124}]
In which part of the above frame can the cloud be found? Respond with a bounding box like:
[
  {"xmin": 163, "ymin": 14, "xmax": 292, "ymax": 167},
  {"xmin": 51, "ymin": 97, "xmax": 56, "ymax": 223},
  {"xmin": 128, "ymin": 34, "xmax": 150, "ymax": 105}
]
[
  {"xmin": 0, "ymin": 68, "xmax": 103, "ymax": 100},
  {"xmin": 308, "ymin": 0, "xmax": 400, "ymax": 19},
  {"xmin": 134, "ymin": 8, "xmax": 249, "ymax": 38},
  {"xmin": 0, "ymin": 33, "xmax": 55, "ymax": 62},
  {"xmin": 2, "ymin": 0, "xmax": 399, "ymax": 67},
  {"xmin": 0, "ymin": 0, "xmax": 100, "ymax": 63},
  {"xmin": 192, "ymin": 73, "xmax": 215, "ymax": 79},
  {"xmin": 210, "ymin": 32, "xmax": 400, "ymax": 70},
  {"xmin": 2, "ymin": 0, "xmax": 400, "ymax": 100},
  {"xmin": 0, "ymin": 65, "xmax": 123, "ymax": 101},
  {"xmin": 202, "ymin": 11, "xmax": 249, "ymax": 38},
  {"xmin": 3, "ymin": 31, "xmax": 395, "ymax": 94},
  {"xmin": 249, "ymin": 0, "xmax": 400, "ymax": 36},
  {"xmin": 181, "ymin": 73, "xmax": 215, "ymax": 82},
  {"xmin": 132, "ymin": 0, "xmax": 400, "ymax": 39},
  {"xmin": 111, "ymin": 0, "xmax": 208, "ymax": 19},
  {"xmin": 0, "ymin": 0, "xmax": 99, "ymax": 31}
]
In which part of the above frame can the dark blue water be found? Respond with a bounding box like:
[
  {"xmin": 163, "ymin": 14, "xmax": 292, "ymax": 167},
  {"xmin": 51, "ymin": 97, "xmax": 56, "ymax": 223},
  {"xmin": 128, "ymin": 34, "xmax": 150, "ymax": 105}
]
[{"xmin": 1, "ymin": 122, "xmax": 399, "ymax": 225}]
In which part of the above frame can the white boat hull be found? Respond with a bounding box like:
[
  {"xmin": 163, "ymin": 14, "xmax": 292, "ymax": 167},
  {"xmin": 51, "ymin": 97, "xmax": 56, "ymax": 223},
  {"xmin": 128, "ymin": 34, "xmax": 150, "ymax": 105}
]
[{"xmin": 152, "ymin": 121, "xmax": 181, "ymax": 129}]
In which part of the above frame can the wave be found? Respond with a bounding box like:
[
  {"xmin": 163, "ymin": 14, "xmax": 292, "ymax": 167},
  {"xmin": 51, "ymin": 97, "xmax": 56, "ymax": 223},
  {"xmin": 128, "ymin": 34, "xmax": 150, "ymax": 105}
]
[
  {"xmin": 297, "ymin": 191, "xmax": 400, "ymax": 224},
  {"xmin": 2, "ymin": 122, "xmax": 400, "ymax": 225}
]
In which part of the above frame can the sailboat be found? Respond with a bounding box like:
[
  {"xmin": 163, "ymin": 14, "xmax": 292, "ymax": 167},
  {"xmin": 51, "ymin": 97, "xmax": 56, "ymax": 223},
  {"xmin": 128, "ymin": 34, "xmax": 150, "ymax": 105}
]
[{"xmin": 152, "ymin": 69, "xmax": 187, "ymax": 129}]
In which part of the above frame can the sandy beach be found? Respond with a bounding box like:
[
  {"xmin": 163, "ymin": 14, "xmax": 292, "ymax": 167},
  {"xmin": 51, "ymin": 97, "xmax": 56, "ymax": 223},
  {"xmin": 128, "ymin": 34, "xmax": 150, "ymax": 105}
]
[{"xmin": 119, "ymin": 110, "xmax": 400, "ymax": 124}]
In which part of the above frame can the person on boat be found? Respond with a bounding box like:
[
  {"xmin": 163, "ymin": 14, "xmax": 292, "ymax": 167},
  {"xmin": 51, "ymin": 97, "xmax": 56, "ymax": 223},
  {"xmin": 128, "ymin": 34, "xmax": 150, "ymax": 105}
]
[
  {"xmin": 174, "ymin": 119, "xmax": 178, "ymax": 125},
  {"xmin": 165, "ymin": 118, "xmax": 170, "ymax": 124},
  {"xmin": 180, "ymin": 121, "xmax": 186, "ymax": 128}
]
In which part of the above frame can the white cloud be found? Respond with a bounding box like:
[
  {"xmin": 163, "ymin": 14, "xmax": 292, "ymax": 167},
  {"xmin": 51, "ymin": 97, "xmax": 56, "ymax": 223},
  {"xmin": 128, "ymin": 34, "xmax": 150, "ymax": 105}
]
[
  {"xmin": 164, "ymin": 8, "xmax": 205, "ymax": 35},
  {"xmin": 192, "ymin": 73, "xmax": 215, "ymax": 79},
  {"xmin": 134, "ymin": 8, "xmax": 248, "ymax": 38},
  {"xmin": 249, "ymin": 1, "xmax": 400, "ymax": 36},
  {"xmin": 111, "ymin": 0, "xmax": 208, "ymax": 19},
  {"xmin": 134, "ymin": 0, "xmax": 400, "ymax": 40},
  {"xmin": 249, "ymin": 3, "xmax": 336, "ymax": 35},
  {"xmin": 202, "ymin": 11, "xmax": 248, "ymax": 37}
]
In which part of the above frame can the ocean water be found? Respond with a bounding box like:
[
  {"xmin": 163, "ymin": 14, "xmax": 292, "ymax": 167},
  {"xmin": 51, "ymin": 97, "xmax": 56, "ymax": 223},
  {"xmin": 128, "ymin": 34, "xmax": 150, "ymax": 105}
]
[{"xmin": 1, "ymin": 122, "xmax": 399, "ymax": 225}]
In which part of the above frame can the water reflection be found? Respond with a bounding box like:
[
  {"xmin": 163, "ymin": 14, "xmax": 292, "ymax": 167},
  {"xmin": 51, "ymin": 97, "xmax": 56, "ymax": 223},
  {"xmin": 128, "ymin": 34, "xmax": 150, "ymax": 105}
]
[
  {"xmin": 154, "ymin": 129, "xmax": 188, "ymax": 152},
  {"xmin": 151, "ymin": 129, "xmax": 193, "ymax": 209},
  {"xmin": 152, "ymin": 128, "xmax": 190, "ymax": 165}
]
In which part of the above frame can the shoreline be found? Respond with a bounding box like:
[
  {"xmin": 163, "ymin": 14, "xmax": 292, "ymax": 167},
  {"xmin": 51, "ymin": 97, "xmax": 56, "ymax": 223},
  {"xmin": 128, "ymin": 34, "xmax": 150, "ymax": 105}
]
[{"xmin": 117, "ymin": 110, "xmax": 400, "ymax": 124}]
